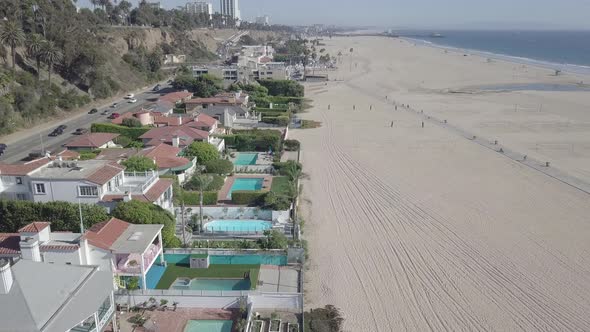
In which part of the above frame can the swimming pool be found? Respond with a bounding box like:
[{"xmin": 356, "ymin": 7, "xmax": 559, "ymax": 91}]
[
  {"xmin": 163, "ymin": 253, "xmax": 287, "ymax": 266},
  {"xmin": 234, "ymin": 153, "xmax": 259, "ymax": 165},
  {"xmin": 172, "ymin": 278, "xmax": 251, "ymax": 291},
  {"xmin": 204, "ymin": 219, "xmax": 271, "ymax": 233},
  {"xmin": 184, "ymin": 320, "xmax": 233, "ymax": 332},
  {"xmin": 227, "ymin": 178, "xmax": 264, "ymax": 199}
]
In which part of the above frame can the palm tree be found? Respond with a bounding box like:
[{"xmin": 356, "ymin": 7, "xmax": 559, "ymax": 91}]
[
  {"xmin": 0, "ymin": 21, "xmax": 25, "ymax": 72},
  {"xmin": 26, "ymin": 34, "xmax": 45, "ymax": 79},
  {"xmin": 41, "ymin": 40, "xmax": 62, "ymax": 85},
  {"xmin": 188, "ymin": 174, "xmax": 213, "ymax": 234}
]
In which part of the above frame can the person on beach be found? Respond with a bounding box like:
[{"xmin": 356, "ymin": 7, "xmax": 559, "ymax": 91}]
[
  {"xmin": 353, "ymin": 105, "xmax": 356, "ymax": 110},
  {"xmin": 395, "ymin": 106, "xmax": 397, "ymax": 110},
  {"xmin": 390, "ymin": 121, "xmax": 394, "ymax": 127},
  {"xmin": 370, "ymin": 105, "xmax": 373, "ymax": 110}
]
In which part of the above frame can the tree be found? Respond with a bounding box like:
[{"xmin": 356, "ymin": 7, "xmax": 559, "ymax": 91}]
[
  {"xmin": 26, "ymin": 34, "xmax": 45, "ymax": 79},
  {"xmin": 41, "ymin": 40, "xmax": 63, "ymax": 85},
  {"xmin": 204, "ymin": 159, "xmax": 233, "ymax": 175},
  {"xmin": 304, "ymin": 305, "xmax": 344, "ymax": 332},
  {"xmin": 257, "ymin": 230, "xmax": 288, "ymax": 249},
  {"xmin": 186, "ymin": 174, "xmax": 213, "ymax": 235},
  {"xmin": 185, "ymin": 141, "xmax": 219, "ymax": 164},
  {"xmin": 0, "ymin": 21, "xmax": 25, "ymax": 72},
  {"xmin": 122, "ymin": 117, "xmax": 142, "ymax": 128},
  {"xmin": 122, "ymin": 156, "xmax": 157, "ymax": 172}
]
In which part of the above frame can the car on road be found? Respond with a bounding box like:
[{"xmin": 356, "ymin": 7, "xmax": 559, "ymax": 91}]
[
  {"xmin": 88, "ymin": 108, "xmax": 98, "ymax": 114},
  {"xmin": 57, "ymin": 125, "xmax": 67, "ymax": 130},
  {"xmin": 128, "ymin": 98, "xmax": 137, "ymax": 103},
  {"xmin": 73, "ymin": 128, "xmax": 89, "ymax": 135},
  {"xmin": 125, "ymin": 94, "xmax": 134, "ymax": 99},
  {"xmin": 152, "ymin": 84, "xmax": 161, "ymax": 91},
  {"xmin": 101, "ymin": 110, "xmax": 109, "ymax": 115},
  {"xmin": 111, "ymin": 103, "xmax": 118, "ymax": 108},
  {"xmin": 49, "ymin": 130, "xmax": 63, "ymax": 137},
  {"xmin": 108, "ymin": 113, "xmax": 120, "ymax": 119}
]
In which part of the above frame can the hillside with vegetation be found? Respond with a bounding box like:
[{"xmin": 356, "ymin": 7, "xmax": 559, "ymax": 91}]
[{"xmin": 0, "ymin": 0, "xmax": 288, "ymax": 136}]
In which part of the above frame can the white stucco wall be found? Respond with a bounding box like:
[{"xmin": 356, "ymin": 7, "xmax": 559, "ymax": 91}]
[
  {"xmin": 30, "ymin": 179, "xmax": 102, "ymax": 204},
  {"xmin": 41, "ymin": 249, "xmax": 84, "ymax": 265}
]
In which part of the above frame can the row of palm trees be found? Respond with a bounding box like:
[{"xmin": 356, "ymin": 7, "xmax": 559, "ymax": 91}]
[{"xmin": 0, "ymin": 21, "xmax": 63, "ymax": 84}]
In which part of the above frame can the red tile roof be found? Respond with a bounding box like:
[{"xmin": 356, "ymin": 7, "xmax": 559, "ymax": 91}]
[
  {"xmin": 153, "ymin": 115, "xmax": 190, "ymax": 126},
  {"xmin": 57, "ymin": 149, "xmax": 80, "ymax": 160},
  {"xmin": 139, "ymin": 144, "xmax": 190, "ymax": 169},
  {"xmin": 139, "ymin": 125, "xmax": 209, "ymax": 147},
  {"xmin": 101, "ymin": 179, "xmax": 173, "ymax": 203},
  {"xmin": 194, "ymin": 113, "xmax": 218, "ymax": 127},
  {"xmin": 0, "ymin": 233, "xmax": 21, "ymax": 255},
  {"xmin": 40, "ymin": 244, "xmax": 79, "ymax": 251},
  {"xmin": 84, "ymin": 217, "xmax": 130, "ymax": 251},
  {"xmin": 159, "ymin": 91, "xmax": 193, "ymax": 104},
  {"xmin": 86, "ymin": 162, "xmax": 124, "ymax": 185},
  {"xmin": 18, "ymin": 222, "xmax": 50, "ymax": 233},
  {"xmin": 64, "ymin": 133, "xmax": 120, "ymax": 149},
  {"xmin": 0, "ymin": 157, "xmax": 51, "ymax": 176}
]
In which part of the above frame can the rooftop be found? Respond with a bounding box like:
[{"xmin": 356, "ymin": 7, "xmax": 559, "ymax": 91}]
[
  {"xmin": 110, "ymin": 223, "xmax": 163, "ymax": 254},
  {"xmin": 0, "ymin": 260, "xmax": 112, "ymax": 332},
  {"xmin": 18, "ymin": 222, "xmax": 50, "ymax": 233},
  {"xmin": 159, "ymin": 91, "xmax": 193, "ymax": 104},
  {"xmin": 64, "ymin": 133, "xmax": 119, "ymax": 148},
  {"xmin": 0, "ymin": 157, "xmax": 51, "ymax": 176},
  {"xmin": 84, "ymin": 217, "xmax": 130, "ymax": 251},
  {"xmin": 30, "ymin": 160, "xmax": 124, "ymax": 185}
]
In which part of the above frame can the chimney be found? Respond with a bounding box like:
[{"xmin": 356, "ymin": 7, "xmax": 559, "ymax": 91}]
[
  {"xmin": 172, "ymin": 135, "xmax": 180, "ymax": 148},
  {"xmin": 123, "ymin": 191, "xmax": 132, "ymax": 202},
  {"xmin": 176, "ymin": 116, "xmax": 182, "ymax": 126},
  {"xmin": 19, "ymin": 238, "xmax": 41, "ymax": 262},
  {"xmin": 0, "ymin": 260, "xmax": 13, "ymax": 294}
]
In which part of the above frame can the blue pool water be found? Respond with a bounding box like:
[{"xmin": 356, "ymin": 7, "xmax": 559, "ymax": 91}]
[
  {"xmin": 163, "ymin": 253, "xmax": 287, "ymax": 266},
  {"xmin": 172, "ymin": 278, "xmax": 251, "ymax": 291},
  {"xmin": 234, "ymin": 153, "xmax": 258, "ymax": 165},
  {"xmin": 204, "ymin": 219, "xmax": 271, "ymax": 233},
  {"xmin": 227, "ymin": 178, "xmax": 264, "ymax": 199},
  {"xmin": 184, "ymin": 320, "xmax": 233, "ymax": 332},
  {"xmin": 144, "ymin": 264, "xmax": 166, "ymax": 289}
]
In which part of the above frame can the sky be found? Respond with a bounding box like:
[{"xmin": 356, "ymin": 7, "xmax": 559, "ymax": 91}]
[{"xmin": 77, "ymin": 0, "xmax": 590, "ymax": 29}]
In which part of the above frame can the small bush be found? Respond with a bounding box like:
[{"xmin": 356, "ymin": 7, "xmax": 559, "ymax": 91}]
[
  {"xmin": 122, "ymin": 117, "xmax": 143, "ymax": 128},
  {"xmin": 204, "ymin": 159, "xmax": 233, "ymax": 175},
  {"xmin": 178, "ymin": 191, "xmax": 218, "ymax": 206},
  {"xmin": 283, "ymin": 139, "xmax": 300, "ymax": 151},
  {"xmin": 231, "ymin": 191, "xmax": 267, "ymax": 206}
]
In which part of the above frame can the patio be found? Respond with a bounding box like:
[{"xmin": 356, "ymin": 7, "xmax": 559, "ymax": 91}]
[
  {"xmin": 217, "ymin": 175, "xmax": 274, "ymax": 204},
  {"xmin": 118, "ymin": 308, "xmax": 240, "ymax": 332}
]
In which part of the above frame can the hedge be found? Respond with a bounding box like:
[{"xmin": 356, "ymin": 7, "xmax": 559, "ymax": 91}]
[
  {"xmin": 283, "ymin": 139, "xmax": 300, "ymax": 151},
  {"xmin": 91, "ymin": 123, "xmax": 151, "ymax": 140},
  {"xmin": 180, "ymin": 191, "xmax": 218, "ymax": 206},
  {"xmin": 273, "ymin": 161, "xmax": 302, "ymax": 174},
  {"xmin": 262, "ymin": 116, "xmax": 290, "ymax": 127},
  {"xmin": 221, "ymin": 130, "xmax": 282, "ymax": 152},
  {"xmin": 231, "ymin": 191, "xmax": 267, "ymax": 206},
  {"xmin": 255, "ymin": 107, "xmax": 289, "ymax": 113}
]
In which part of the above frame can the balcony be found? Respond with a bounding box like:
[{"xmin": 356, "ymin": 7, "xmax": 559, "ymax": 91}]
[
  {"xmin": 114, "ymin": 243, "xmax": 162, "ymax": 275},
  {"xmin": 106, "ymin": 170, "xmax": 158, "ymax": 196}
]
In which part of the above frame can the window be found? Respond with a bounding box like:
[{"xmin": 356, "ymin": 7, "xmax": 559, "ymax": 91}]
[
  {"xmin": 15, "ymin": 177, "xmax": 23, "ymax": 185},
  {"xmin": 16, "ymin": 193, "xmax": 27, "ymax": 201},
  {"xmin": 34, "ymin": 183, "xmax": 46, "ymax": 194},
  {"xmin": 79, "ymin": 186, "xmax": 98, "ymax": 197},
  {"xmin": 107, "ymin": 181, "xmax": 113, "ymax": 192}
]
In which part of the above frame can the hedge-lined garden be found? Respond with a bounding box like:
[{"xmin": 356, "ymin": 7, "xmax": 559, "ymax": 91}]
[{"xmin": 221, "ymin": 129, "xmax": 283, "ymax": 152}]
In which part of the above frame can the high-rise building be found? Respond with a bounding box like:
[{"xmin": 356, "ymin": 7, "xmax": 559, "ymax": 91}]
[
  {"xmin": 185, "ymin": 1, "xmax": 213, "ymax": 19},
  {"xmin": 220, "ymin": 0, "xmax": 240, "ymax": 21},
  {"xmin": 256, "ymin": 15, "xmax": 270, "ymax": 26}
]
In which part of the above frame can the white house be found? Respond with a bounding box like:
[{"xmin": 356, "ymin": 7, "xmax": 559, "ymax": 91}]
[
  {"xmin": 0, "ymin": 219, "xmax": 165, "ymax": 290},
  {"xmin": 0, "ymin": 258, "xmax": 116, "ymax": 332}
]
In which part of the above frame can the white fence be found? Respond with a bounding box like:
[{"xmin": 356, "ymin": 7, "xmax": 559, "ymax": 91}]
[{"xmin": 233, "ymin": 165, "xmax": 274, "ymax": 174}]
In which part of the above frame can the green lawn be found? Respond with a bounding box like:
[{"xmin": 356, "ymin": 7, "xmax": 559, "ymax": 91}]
[
  {"xmin": 155, "ymin": 264, "xmax": 260, "ymax": 290},
  {"xmin": 271, "ymin": 176, "xmax": 291, "ymax": 196}
]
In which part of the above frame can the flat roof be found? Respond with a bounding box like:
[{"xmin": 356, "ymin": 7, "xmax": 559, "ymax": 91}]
[
  {"xmin": 109, "ymin": 224, "xmax": 163, "ymax": 254},
  {"xmin": 30, "ymin": 159, "xmax": 113, "ymax": 181}
]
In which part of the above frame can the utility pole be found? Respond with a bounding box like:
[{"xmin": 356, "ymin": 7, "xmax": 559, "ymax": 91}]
[{"xmin": 78, "ymin": 199, "xmax": 85, "ymax": 233}]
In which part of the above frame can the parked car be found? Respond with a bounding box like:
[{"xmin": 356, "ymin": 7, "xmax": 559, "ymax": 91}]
[
  {"xmin": 128, "ymin": 98, "xmax": 137, "ymax": 103},
  {"xmin": 111, "ymin": 103, "xmax": 118, "ymax": 108},
  {"xmin": 73, "ymin": 128, "xmax": 88, "ymax": 135},
  {"xmin": 88, "ymin": 108, "xmax": 98, "ymax": 114},
  {"xmin": 125, "ymin": 94, "xmax": 134, "ymax": 99},
  {"xmin": 109, "ymin": 113, "xmax": 120, "ymax": 119}
]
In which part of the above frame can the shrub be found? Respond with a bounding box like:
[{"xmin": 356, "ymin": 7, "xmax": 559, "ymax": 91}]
[
  {"xmin": 180, "ymin": 191, "xmax": 218, "ymax": 205},
  {"xmin": 204, "ymin": 159, "xmax": 233, "ymax": 175},
  {"xmin": 258, "ymin": 80, "xmax": 304, "ymax": 97},
  {"xmin": 262, "ymin": 116, "xmax": 290, "ymax": 127},
  {"xmin": 122, "ymin": 117, "xmax": 143, "ymax": 128},
  {"xmin": 185, "ymin": 141, "xmax": 219, "ymax": 164},
  {"xmin": 79, "ymin": 151, "xmax": 98, "ymax": 160},
  {"xmin": 91, "ymin": 123, "xmax": 150, "ymax": 140},
  {"xmin": 284, "ymin": 139, "xmax": 300, "ymax": 151},
  {"xmin": 304, "ymin": 305, "xmax": 344, "ymax": 332},
  {"xmin": 231, "ymin": 191, "xmax": 267, "ymax": 206},
  {"xmin": 263, "ymin": 191, "xmax": 292, "ymax": 211},
  {"xmin": 185, "ymin": 174, "xmax": 225, "ymax": 191},
  {"xmin": 122, "ymin": 156, "xmax": 157, "ymax": 172},
  {"xmin": 273, "ymin": 161, "xmax": 302, "ymax": 175}
]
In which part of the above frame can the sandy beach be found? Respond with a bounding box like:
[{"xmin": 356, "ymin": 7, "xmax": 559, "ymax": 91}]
[{"xmin": 292, "ymin": 36, "xmax": 590, "ymax": 331}]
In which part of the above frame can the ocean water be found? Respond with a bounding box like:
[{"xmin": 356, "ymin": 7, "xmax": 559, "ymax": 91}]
[{"xmin": 400, "ymin": 30, "xmax": 590, "ymax": 75}]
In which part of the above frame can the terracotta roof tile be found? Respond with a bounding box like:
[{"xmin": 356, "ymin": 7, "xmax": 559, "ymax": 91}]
[
  {"xmin": 0, "ymin": 233, "xmax": 21, "ymax": 255},
  {"xmin": 159, "ymin": 91, "xmax": 193, "ymax": 104},
  {"xmin": 0, "ymin": 157, "xmax": 51, "ymax": 176},
  {"xmin": 64, "ymin": 133, "xmax": 120, "ymax": 149},
  {"xmin": 139, "ymin": 125, "xmax": 209, "ymax": 147},
  {"xmin": 57, "ymin": 149, "xmax": 80, "ymax": 160},
  {"xmin": 84, "ymin": 217, "xmax": 130, "ymax": 251},
  {"xmin": 85, "ymin": 163, "xmax": 124, "ymax": 185},
  {"xmin": 144, "ymin": 179, "xmax": 173, "ymax": 201},
  {"xmin": 18, "ymin": 222, "xmax": 50, "ymax": 233}
]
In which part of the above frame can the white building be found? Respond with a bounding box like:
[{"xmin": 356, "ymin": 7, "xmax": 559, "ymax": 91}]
[
  {"xmin": 220, "ymin": 0, "xmax": 240, "ymax": 21},
  {"xmin": 0, "ymin": 157, "xmax": 174, "ymax": 211},
  {"xmin": 0, "ymin": 219, "xmax": 165, "ymax": 290},
  {"xmin": 256, "ymin": 15, "xmax": 270, "ymax": 26},
  {"xmin": 0, "ymin": 259, "xmax": 116, "ymax": 332},
  {"xmin": 185, "ymin": 1, "xmax": 213, "ymax": 19}
]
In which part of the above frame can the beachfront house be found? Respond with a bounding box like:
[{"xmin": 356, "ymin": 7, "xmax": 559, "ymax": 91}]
[
  {"xmin": 0, "ymin": 219, "xmax": 165, "ymax": 290},
  {"xmin": 0, "ymin": 259, "xmax": 116, "ymax": 332},
  {"xmin": 138, "ymin": 143, "xmax": 198, "ymax": 183},
  {"xmin": 64, "ymin": 133, "xmax": 120, "ymax": 151}
]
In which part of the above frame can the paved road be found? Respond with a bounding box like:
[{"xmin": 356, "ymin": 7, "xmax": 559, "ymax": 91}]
[{"xmin": 0, "ymin": 81, "xmax": 174, "ymax": 163}]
